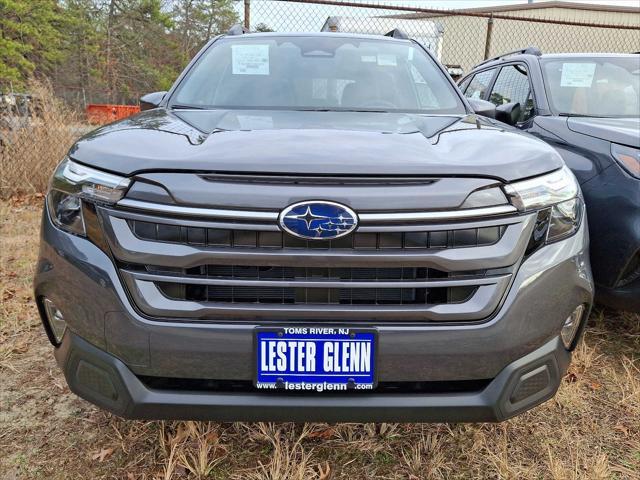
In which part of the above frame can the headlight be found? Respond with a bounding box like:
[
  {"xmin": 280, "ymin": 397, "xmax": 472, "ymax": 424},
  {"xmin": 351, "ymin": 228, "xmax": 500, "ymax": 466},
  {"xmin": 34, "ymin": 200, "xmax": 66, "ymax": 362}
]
[
  {"xmin": 611, "ymin": 143, "xmax": 640, "ymax": 179},
  {"xmin": 48, "ymin": 190, "xmax": 85, "ymax": 235},
  {"xmin": 504, "ymin": 166, "xmax": 578, "ymax": 212},
  {"xmin": 547, "ymin": 197, "xmax": 582, "ymax": 242},
  {"xmin": 47, "ymin": 157, "xmax": 130, "ymax": 235},
  {"xmin": 504, "ymin": 166, "xmax": 583, "ymax": 252}
]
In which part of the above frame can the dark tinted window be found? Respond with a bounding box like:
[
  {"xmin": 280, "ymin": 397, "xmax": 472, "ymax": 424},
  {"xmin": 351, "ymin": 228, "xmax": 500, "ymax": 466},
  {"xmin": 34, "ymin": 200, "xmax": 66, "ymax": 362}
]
[
  {"xmin": 463, "ymin": 69, "xmax": 496, "ymax": 100},
  {"xmin": 489, "ymin": 64, "xmax": 534, "ymax": 122}
]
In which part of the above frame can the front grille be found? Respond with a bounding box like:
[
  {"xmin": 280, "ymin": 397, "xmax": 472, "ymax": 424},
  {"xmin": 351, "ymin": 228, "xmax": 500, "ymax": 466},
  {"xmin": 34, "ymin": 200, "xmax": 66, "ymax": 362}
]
[
  {"xmin": 103, "ymin": 203, "xmax": 532, "ymax": 322},
  {"xmin": 157, "ymin": 282, "xmax": 477, "ymax": 305},
  {"xmin": 129, "ymin": 219, "xmax": 506, "ymax": 250},
  {"xmin": 147, "ymin": 264, "xmax": 481, "ymax": 305}
]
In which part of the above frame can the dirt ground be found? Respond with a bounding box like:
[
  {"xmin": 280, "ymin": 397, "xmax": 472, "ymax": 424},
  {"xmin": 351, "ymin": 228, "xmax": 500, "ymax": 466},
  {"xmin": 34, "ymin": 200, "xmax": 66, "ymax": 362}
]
[{"xmin": 1, "ymin": 199, "xmax": 638, "ymax": 480}]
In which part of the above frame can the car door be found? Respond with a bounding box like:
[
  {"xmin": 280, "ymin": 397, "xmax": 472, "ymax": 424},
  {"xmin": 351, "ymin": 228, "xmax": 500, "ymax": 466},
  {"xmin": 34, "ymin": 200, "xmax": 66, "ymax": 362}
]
[{"xmin": 486, "ymin": 63, "xmax": 536, "ymax": 127}]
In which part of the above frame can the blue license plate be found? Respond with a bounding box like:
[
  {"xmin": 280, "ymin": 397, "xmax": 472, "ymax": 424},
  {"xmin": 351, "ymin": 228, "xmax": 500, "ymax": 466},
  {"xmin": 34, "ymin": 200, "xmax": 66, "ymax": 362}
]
[{"xmin": 255, "ymin": 327, "xmax": 376, "ymax": 392}]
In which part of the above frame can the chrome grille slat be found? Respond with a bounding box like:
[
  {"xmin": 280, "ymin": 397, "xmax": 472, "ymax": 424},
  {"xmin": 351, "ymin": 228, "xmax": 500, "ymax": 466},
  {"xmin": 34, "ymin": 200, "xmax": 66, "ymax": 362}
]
[
  {"xmin": 106, "ymin": 206, "xmax": 522, "ymax": 232},
  {"xmin": 108, "ymin": 208, "xmax": 279, "ymax": 231},
  {"xmin": 116, "ymin": 198, "xmax": 517, "ymax": 223},
  {"xmin": 359, "ymin": 205, "xmax": 517, "ymax": 223},
  {"xmin": 117, "ymin": 198, "xmax": 278, "ymax": 221},
  {"xmin": 123, "ymin": 270, "xmax": 507, "ymax": 289}
]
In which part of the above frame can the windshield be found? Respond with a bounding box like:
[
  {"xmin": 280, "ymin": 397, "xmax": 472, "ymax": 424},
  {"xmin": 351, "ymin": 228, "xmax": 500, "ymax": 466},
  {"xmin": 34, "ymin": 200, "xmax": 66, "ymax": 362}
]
[
  {"xmin": 541, "ymin": 56, "xmax": 640, "ymax": 117},
  {"xmin": 170, "ymin": 35, "xmax": 465, "ymax": 114}
]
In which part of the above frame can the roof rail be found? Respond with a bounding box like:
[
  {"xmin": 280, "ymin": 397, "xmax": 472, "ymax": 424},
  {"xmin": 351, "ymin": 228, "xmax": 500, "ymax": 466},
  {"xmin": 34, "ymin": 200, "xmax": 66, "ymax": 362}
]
[
  {"xmin": 475, "ymin": 46, "xmax": 542, "ymax": 68},
  {"xmin": 384, "ymin": 28, "xmax": 409, "ymax": 40},
  {"xmin": 227, "ymin": 24, "xmax": 249, "ymax": 36}
]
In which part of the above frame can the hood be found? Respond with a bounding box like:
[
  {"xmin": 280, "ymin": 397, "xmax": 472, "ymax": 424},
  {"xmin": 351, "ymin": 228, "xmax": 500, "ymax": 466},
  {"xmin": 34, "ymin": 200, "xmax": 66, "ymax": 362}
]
[
  {"xmin": 567, "ymin": 117, "xmax": 640, "ymax": 148},
  {"xmin": 69, "ymin": 109, "xmax": 562, "ymax": 182}
]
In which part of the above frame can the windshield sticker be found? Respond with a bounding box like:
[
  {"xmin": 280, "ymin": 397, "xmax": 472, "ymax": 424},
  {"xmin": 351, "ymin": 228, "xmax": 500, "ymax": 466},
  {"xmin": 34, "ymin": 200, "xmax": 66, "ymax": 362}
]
[
  {"xmin": 361, "ymin": 55, "xmax": 377, "ymax": 63},
  {"xmin": 560, "ymin": 63, "xmax": 596, "ymax": 88},
  {"xmin": 377, "ymin": 54, "xmax": 397, "ymax": 67},
  {"xmin": 232, "ymin": 44, "xmax": 269, "ymax": 75}
]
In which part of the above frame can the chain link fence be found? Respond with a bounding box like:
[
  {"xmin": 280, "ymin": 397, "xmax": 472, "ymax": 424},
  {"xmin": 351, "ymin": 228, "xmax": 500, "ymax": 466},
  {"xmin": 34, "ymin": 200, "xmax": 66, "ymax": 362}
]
[
  {"xmin": 0, "ymin": 82, "xmax": 92, "ymax": 199},
  {"xmin": 245, "ymin": 0, "xmax": 640, "ymax": 73},
  {"xmin": 1, "ymin": 0, "xmax": 638, "ymax": 199}
]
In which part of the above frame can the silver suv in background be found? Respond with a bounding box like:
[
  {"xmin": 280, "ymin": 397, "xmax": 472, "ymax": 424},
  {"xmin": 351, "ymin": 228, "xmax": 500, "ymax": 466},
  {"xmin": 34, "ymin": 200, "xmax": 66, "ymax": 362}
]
[{"xmin": 35, "ymin": 29, "xmax": 593, "ymax": 422}]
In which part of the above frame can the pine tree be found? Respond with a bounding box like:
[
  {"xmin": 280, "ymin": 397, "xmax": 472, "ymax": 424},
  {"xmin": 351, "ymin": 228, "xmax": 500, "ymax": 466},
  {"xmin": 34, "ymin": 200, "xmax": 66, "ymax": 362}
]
[{"xmin": 0, "ymin": 0, "xmax": 67, "ymax": 89}]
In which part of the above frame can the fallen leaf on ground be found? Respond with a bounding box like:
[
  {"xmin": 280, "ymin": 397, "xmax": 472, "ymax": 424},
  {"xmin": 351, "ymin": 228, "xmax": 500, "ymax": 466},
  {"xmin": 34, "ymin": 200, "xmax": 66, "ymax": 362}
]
[
  {"xmin": 309, "ymin": 427, "xmax": 335, "ymax": 439},
  {"xmin": 318, "ymin": 462, "xmax": 331, "ymax": 480},
  {"xmin": 614, "ymin": 424, "xmax": 629, "ymax": 436},
  {"xmin": 11, "ymin": 343, "xmax": 29, "ymax": 354},
  {"xmin": 91, "ymin": 447, "xmax": 114, "ymax": 462}
]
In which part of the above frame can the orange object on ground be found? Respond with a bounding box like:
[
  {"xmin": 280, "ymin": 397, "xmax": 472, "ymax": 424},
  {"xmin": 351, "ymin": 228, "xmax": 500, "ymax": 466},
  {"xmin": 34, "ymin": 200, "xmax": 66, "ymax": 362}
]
[{"xmin": 86, "ymin": 104, "xmax": 141, "ymax": 124}]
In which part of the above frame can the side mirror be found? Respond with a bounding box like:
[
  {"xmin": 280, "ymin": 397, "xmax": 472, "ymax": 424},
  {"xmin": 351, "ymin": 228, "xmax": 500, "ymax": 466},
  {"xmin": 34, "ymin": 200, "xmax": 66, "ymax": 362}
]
[
  {"xmin": 495, "ymin": 102, "xmax": 521, "ymax": 126},
  {"xmin": 467, "ymin": 98, "xmax": 496, "ymax": 119},
  {"xmin": 139, "ymin": 91, "xmax": 167, "ymax": 111}
]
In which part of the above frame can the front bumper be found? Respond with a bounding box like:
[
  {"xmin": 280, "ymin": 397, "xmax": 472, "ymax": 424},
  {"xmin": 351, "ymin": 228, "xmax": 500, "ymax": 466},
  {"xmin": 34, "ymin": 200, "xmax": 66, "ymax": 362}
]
[
  {"xmin": 36, "ymin": 205, "xmax": 593, "ymax": 422},
  {"xmin": 56, "ymin": 331, "xmax": 569, "ymax": 422}
]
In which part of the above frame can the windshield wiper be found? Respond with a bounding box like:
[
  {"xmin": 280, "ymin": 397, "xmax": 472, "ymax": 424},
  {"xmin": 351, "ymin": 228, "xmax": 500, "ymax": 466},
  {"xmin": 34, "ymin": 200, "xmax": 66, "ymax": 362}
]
[
  {"xmin": 558, "ymin": 113, "xmax": 616, "ymax": 118},
  {"xmin": 170, "ymin": 104, "xmax": 205, "ymax": 110},
  {"xmin": 294, "ymin": 107, "xmax": 389, "ymax": 113}
]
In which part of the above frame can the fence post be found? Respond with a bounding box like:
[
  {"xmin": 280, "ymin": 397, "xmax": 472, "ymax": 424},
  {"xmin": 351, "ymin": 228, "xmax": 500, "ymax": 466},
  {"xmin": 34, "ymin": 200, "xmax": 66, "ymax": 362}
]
[
  {"xmin": 484, "ymin": 14, "xmax": 494, "ymax": 60},
  {"xmin": 244, "ymin": 0, "xmax": 251, "ymax": 29}
]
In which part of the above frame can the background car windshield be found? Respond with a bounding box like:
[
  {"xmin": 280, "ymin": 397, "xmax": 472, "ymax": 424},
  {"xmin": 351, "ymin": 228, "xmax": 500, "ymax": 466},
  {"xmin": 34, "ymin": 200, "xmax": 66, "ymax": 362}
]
[
  {"xmin": 171, "ymin": 36, "xmax": 465, "ymax": 114},
  {"xmin": 541, "ymin": 56, "xmax": 640, "ymax": 117}
]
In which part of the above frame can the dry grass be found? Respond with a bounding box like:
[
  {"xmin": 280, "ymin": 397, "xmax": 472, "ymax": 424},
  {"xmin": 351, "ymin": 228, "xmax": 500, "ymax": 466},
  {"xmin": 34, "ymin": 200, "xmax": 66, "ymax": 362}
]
[
  {"xmin": 0, "ymin": 81, "xmax": 87, "ymax": 199},
  {"xmin": 1, "ymin": 199, "xmax": 639, "ymax": 480}
]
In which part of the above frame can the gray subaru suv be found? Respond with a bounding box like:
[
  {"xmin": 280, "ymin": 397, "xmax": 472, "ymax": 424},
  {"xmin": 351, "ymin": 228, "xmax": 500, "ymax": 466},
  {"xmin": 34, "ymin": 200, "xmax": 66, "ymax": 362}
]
[{"xmin": 35, "ymin": 29, "xmax": 593, "ymax": 422}]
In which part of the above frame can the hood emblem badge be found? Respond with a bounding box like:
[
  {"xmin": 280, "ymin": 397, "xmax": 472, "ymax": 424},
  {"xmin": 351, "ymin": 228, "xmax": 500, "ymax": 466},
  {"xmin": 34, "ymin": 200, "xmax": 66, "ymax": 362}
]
[{"xmin": 279, "ymin": 201, "xmax": 358, "ymax": 240}]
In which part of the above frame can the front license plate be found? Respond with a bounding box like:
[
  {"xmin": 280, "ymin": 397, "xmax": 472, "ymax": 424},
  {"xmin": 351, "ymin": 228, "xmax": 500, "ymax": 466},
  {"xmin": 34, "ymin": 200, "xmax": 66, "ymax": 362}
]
[{"xmin": 255, "ymin": 327, "xmax": 376, "ymax": 392}]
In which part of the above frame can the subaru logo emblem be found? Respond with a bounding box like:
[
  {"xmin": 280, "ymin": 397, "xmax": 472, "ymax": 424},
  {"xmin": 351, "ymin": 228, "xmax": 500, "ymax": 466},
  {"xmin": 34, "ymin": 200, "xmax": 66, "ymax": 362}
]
[{"xmin": 279, "ymin": 201, "xmax": 358, "ymax": 240}]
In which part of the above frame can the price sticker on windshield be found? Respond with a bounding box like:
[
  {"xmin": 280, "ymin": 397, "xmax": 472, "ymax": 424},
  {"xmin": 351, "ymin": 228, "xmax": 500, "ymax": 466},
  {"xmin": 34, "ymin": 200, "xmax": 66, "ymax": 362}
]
[
  {"xmin": 232, "ymin": 44, "xmax": 270, "ymax": 75},
  {"xmin": 560, "ymin": 63, "xmax": 596, "ymax": 88}
]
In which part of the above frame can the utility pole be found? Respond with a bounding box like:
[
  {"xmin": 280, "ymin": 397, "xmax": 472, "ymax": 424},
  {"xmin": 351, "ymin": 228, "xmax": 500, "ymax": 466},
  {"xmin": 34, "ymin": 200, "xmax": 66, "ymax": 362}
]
[
  {"xmin": 244, "ymin": 0, "xmax": 250, "ymax": 30},
  {"xmin": 484, "ymin": 14, "xmax": 494, "ymax": 60}
]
